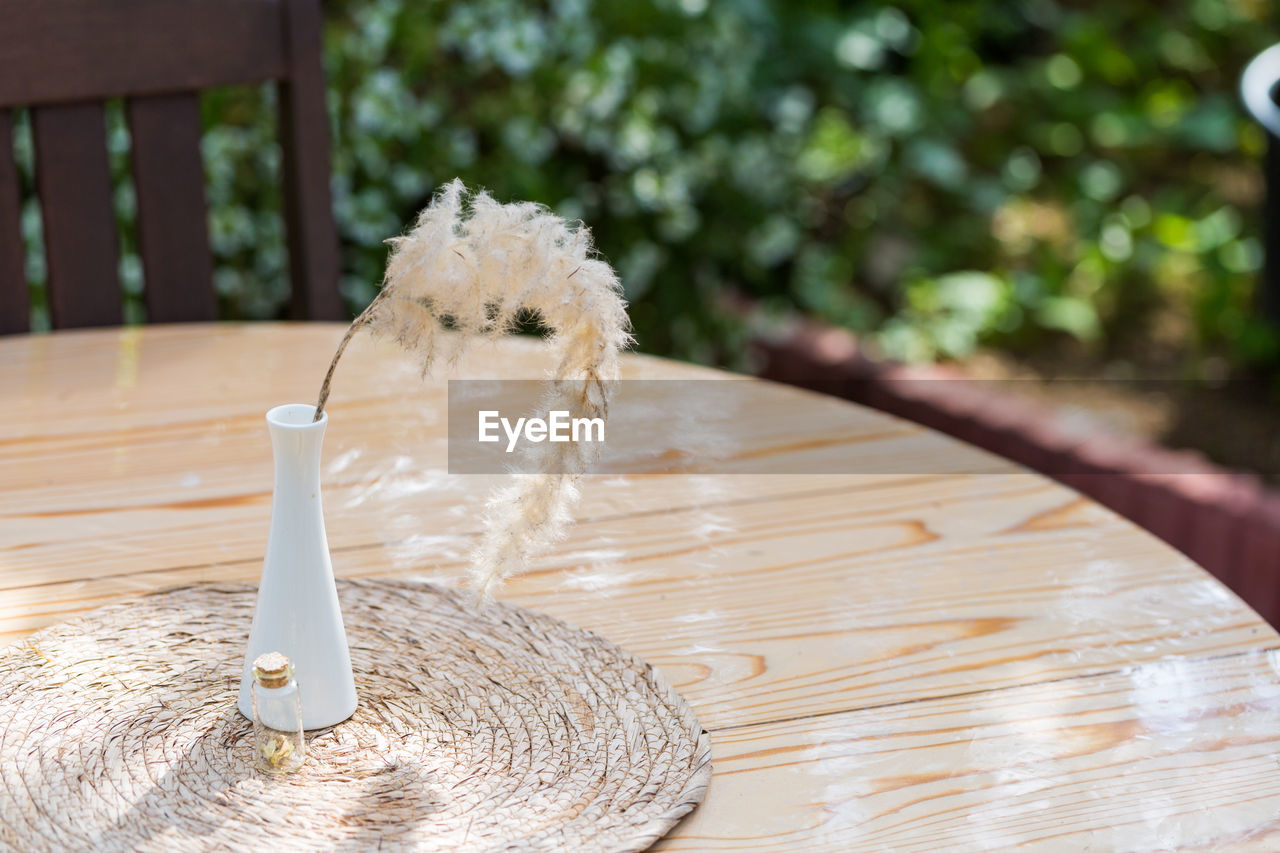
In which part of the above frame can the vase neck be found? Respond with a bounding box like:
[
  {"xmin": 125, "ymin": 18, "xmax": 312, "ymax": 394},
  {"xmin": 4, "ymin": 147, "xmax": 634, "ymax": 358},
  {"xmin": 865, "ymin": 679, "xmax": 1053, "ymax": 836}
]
[{"xmin": 266, "ymin": 404, "xmax": 327, "ymax": 494}]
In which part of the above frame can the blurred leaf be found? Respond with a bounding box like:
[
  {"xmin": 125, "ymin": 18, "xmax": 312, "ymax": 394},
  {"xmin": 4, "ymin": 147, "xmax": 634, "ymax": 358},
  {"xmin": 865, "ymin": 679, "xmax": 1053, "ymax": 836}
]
[
  {"xmin": 1037, "ymin": 296, "xmax": 1101, "ymax": 341},
  {"xmin": 797, "ymin": 108, "xmax": 883, "ymax": 184}
]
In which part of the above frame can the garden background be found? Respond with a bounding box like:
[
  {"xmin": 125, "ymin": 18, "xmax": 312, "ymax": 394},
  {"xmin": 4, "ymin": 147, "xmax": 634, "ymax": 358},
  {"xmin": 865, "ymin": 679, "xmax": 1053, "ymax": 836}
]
[{"xmin": 10, "ymin": 0, "xmax": 1280, "ymax": 472}]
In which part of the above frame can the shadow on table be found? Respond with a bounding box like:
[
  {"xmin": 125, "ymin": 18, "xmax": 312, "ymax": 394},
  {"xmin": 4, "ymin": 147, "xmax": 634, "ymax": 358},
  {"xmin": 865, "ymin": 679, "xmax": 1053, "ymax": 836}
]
[{"xmin": 84, "ymin": 701, "xmax": 439, "ymax": 850}]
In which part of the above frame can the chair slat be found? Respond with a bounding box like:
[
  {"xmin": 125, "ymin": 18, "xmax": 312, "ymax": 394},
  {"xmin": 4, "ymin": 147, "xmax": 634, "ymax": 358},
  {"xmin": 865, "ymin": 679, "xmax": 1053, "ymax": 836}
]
[
  {"xmin": 0, "ymin": 0, "xmax": 286, "ymax": 109},
  {"xmin": 0, "ymin": 110, "xmax": 28, "ymax": 334},
  {"xmin": 279, "ymin": 0, "xmax": 345, "ymax": 321},
  {"xmin": 127, "ymin": 94, "xmax": 216, "ymax": 323},
  {"xmin": 32, "ymin": 102, "xmax": 122, "ymax": 329}
]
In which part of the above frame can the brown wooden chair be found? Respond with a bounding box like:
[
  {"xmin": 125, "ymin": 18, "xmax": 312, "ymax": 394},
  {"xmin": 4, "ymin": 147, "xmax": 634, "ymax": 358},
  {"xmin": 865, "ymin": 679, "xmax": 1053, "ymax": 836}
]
[{"xmin": 0, "ymin": 0, "xmax": 346, "ymax": 334}]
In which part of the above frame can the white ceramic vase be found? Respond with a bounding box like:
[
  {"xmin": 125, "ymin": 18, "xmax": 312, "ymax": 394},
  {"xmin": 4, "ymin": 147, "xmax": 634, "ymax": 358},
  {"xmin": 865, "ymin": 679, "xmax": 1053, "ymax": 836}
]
[{"xmin": 237, "ymin": 404, "xmax": 358, "ymax": 730}]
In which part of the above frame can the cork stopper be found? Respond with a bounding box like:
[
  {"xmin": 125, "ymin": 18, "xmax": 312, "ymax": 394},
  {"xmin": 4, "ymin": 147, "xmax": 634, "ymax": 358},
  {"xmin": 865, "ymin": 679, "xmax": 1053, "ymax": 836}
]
[{"xmin": 252, "ymin": 652, "xmax": 294, "ymax": 689}]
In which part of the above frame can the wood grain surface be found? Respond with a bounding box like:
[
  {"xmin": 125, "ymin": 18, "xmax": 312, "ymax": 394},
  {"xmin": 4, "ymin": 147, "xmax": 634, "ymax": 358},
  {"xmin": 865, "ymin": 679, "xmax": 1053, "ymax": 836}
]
[{"xmin": 2, "ymin": 323, "xmax": 1278, "ymax": 849}]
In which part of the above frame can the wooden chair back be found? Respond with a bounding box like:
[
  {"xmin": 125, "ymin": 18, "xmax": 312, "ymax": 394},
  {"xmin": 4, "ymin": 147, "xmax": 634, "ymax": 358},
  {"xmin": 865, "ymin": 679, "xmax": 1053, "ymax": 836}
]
[{"xmin": 0, "ymin": 0, "xmax": 345, "ymax": 334}]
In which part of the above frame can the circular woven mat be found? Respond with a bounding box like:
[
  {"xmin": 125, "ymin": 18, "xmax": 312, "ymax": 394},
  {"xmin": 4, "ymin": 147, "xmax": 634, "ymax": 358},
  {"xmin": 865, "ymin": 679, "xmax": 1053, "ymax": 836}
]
[{"xmin": 0, "ymin": 579, "xmax": 710, "ymax": 852}]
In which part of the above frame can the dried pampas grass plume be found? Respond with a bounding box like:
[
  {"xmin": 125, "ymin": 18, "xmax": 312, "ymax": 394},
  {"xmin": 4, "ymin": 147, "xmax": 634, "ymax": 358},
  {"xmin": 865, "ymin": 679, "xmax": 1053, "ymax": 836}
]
[{"xmin": 313, "ymin": 179, "xmax": 632, "ymax": 597}]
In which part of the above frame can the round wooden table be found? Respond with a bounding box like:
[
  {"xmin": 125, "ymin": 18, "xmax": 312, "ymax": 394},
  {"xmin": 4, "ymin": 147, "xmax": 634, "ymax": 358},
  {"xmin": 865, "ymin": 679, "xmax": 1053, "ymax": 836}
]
[{"xmin": 4, "ymin": 323, "xmax": 1279, "ymax": 850}]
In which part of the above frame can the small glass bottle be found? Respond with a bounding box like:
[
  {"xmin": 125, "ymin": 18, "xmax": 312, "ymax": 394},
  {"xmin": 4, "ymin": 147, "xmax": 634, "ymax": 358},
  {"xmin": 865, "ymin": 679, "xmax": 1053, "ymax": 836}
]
[{"xmin": 250, "ymin": 651, "xmax": 305, "ymax": 774}]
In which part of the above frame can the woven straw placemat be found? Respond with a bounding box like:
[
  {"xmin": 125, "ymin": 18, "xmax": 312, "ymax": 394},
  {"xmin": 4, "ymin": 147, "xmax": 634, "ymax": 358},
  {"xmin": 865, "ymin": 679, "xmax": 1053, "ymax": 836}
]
[{"xmin": 0, "ymin": 579, "xmax": 710, "ymax": 852}]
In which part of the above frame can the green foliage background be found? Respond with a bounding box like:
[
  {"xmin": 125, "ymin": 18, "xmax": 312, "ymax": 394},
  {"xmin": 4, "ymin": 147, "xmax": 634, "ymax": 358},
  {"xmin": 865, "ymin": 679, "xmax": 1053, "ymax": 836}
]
[{"xmin": 19, "ymin": 0, "xmax": 1280, "ymax": 370}]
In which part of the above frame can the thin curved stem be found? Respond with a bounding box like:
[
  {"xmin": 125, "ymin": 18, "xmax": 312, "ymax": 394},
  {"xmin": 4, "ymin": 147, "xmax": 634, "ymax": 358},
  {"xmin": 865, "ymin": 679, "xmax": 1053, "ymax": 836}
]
[{"xmin": 313, "ymin": 285, "xmax": 395, "ymax": 421}]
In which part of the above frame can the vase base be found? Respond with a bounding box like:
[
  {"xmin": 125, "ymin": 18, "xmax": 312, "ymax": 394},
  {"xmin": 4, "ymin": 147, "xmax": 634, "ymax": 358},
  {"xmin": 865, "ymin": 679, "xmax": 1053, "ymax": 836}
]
[{"xmin": 237, "ymin": 692, "xmax": 358, "ymax": 731}]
